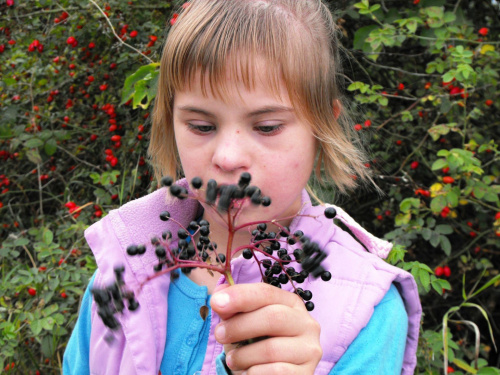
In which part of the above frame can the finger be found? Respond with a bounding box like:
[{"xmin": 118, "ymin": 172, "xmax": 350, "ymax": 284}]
[
  {"xmin": 214, "ymin": 304, "xmax": 312, "ymax": 344},
  {"xmin": 243, "ymin": 362, "xmax": 309, "ymax": 375},
  {"xmin": 210, "ymin": 283, "xmax": 305, "ymax": 320},
  {"xmin": 213, "ymin": 283, "xmax": 231, "ymax": 294},
  {"xmin": 225, "ymin": 336, "xmax": 322, "ymax": 371}
]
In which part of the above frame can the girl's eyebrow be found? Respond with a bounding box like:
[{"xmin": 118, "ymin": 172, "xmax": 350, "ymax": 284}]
[{"xmin": 176, "ymin": 105, "xmax": 294, "ymax": 119}]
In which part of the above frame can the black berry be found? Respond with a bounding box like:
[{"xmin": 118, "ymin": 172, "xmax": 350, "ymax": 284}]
[{"xmin": 324, "ymin": 207, "xmax": 337, "ymax": 219}]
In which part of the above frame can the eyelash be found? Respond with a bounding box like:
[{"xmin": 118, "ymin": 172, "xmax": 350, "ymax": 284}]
[{"xmin": 187, "ymin": 123, "xmax": 284, "ymax": 136}]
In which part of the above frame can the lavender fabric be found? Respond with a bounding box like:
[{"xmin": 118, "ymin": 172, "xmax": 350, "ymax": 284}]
[{"xmin": 85, "ymin": 179, "xmax": 422, "ymax": 374}]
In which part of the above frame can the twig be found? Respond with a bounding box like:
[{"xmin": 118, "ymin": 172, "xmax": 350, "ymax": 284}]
[
  {"xmin": 57, "ymin": 145, "xmax": 104, "ymax": 172},
  {"xmin": 376, "ymin": 98, "xmax": 422, "ymax": 131},
  {"xmin": 362, "ymin": 56, "xmax": 441, "ymax": 77},
  {"xmin": 393, "ymin": 133, "xmax": 430, "ymax": 176},
  {"xmin": 22, "ymin": 245, "xmax": 37, "ymax": 269},
  {"xmin": 88, "ymin": 0, "xmax": 154, "ymax": 64}
]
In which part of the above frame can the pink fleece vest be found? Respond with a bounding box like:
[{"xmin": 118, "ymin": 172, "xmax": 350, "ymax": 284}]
[{"xmin": 85, "ymin": 179, "xmax": 421, "ymax": 374}]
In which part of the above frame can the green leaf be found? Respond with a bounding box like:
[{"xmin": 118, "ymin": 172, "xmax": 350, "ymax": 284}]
[
  {"xmin": 30, "ymin": 320, "xmax": 43, "ymax": 335},
  {"xmin": 430, "ymin": 195, "xmax": 447, "ymax": 213},
  {"xmin": 431, "ymin": 159, "xmax": 448, "ymax": 170},
  {"xmin": 477, "ymin": 367, "xmax": 500, "ymax": 375},
  {"xmin": 121, "ymin": 63, "xmax": 160, "ymax": 104},
  {"xmin": 25, "ymin": 138, "xmax": 44, "ymax": 148},
  {"xmin": 442, "ymin": 71, "xmax": 456, "ymax": 83},
  {"xmin": 436, "ymin": 224, "xmax": 453, "ymax": 235},
  {"xmin": 430, "ymin": 232, "xmax": 440, "ymax": 247},
  {"xmin": 44, "ymin": 138, "xmax": 57, "ymax": 156},
  {"xmin": 440, "ymin": 235, "xmax": 452, "ymax": 256},
  {"xmin": 26, "ymin": 148, "xmax": 42, "ymax": 164},
  {"xmin": 14, "ymin": 238, "xmax": 30, "ymax": 246},
  {"xmin": 422, "ymin": 228, "xmax": 432, "ymax": 241},
  {"xmin": 400, "ymin": 198, "xmax": 420, "ymax": 213},
  {"xmin": 42, "ymin": 228, "xmax": 53, "ymax": 245},
  {"xmin": 419, "ymin": 268, "xmax": 431, "ymax": 292},
  {"xmin": 353, "ymin": 25, "xmax": 378, "ymax": 51},
  {"xmin": 446, "ymin": 190, "xmax": 459, "ymax": 207}
]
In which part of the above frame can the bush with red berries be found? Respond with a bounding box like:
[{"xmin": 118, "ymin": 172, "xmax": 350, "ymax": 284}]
[{"xmin": 0, "ymin": 0, "xmax": 498, "ymax": 373}]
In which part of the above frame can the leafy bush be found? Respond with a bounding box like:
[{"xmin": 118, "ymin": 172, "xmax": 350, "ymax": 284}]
[{"xmin": 0, "ymin": 0, "xmax": 498, "ymax": 373}]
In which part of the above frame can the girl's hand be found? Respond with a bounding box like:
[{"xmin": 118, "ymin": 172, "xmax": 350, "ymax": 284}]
[{"xmin": 210, "ymin": 283, "xmax": 322, "ymax": 375}]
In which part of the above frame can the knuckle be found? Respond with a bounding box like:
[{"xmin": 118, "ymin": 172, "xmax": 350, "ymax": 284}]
[
  {"xmin": 264, "ymin": 305, "xmax": 286, "ymax": 331},
  {"xmin": 261, "ymin": 339, "xmax": 282, "ymax": 362}
]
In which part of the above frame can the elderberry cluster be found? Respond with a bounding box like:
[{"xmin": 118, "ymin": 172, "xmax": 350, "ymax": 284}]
[
  {"xmin": 94, "ymin": 173, "xmax": 336, "ymax": 329},
  {"xmin": 161, "ymin": 172, "xmax": 271, "ymax": 211},
  {"xmin": 243, "ymin": 221, "xmax": 333, "ymax": 311},
  {"xmin": 90, "ymin": 265, "xmax": 139, "ymax": 330}
]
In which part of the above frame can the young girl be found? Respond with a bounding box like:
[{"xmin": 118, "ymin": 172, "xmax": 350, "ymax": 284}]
[{"xmin": 64, "ymin": 1, "xmax": 422, "ymax": 374}]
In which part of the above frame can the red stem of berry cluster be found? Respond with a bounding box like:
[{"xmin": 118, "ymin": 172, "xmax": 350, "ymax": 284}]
[{"xmin": 137, "ymin": 192, "xmax": 319, "ymax": 291}]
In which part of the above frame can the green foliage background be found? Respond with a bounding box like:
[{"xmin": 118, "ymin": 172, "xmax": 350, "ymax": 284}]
[{"xmin": 0, "ymin": 0, "xmax": 499, "ymax": 373}]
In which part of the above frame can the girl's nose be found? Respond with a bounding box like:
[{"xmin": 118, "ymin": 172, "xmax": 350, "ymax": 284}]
[{"xmin": 211, "ymin": 131, "xmax": 250, "ymax": 174}]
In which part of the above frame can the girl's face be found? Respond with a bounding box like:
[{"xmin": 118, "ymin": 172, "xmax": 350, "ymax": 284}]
[{"xmin": 172, "ymin": 61, "xmax": 317, "ymax": 230}]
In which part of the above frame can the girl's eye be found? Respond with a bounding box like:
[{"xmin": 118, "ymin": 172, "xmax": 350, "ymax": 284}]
[
  {"xmin": 187, "ymin": 123, "xmax": 215, "ymax": 134},
  {"xmin": 255, "ymin": 124, "xmax": 284, "ymax": 135}
]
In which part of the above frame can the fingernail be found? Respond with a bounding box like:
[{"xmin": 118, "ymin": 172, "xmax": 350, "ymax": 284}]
[
  {"xmin": 215, "ymin": 323, "xmax": 226, "ymax": 341},
  {"xmin": 226, "ymin": 350, "xmax": 234, "ymax": 368},
  {"xmin": 212, "ymin": 292, "xmax": 230, "ymax": 308}
]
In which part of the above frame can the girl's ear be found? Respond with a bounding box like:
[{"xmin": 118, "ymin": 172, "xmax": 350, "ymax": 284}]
[{"xmin": 333, "ymin": 99, "xmax": 342, "ymax": 120}]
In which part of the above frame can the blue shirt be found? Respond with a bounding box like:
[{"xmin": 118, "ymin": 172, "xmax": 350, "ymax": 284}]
[{"xmin": 63, "ymin": 271, "xmax": 407, "ymax": 374}]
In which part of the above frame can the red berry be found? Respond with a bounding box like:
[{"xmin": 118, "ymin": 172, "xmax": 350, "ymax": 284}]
[
  {"xmin": 28, "ymin": 288, "xmax": 37, "ymax": 296},
  {"xmin": 385, "ymin": 210, "xmax": 391, "ymax": 216},
  {"xmin": 354, "ymin": 124, "xmax": 362, "ymax": 131},
  {"xmin": 67, "ymin": 36, "xmax": 76, "ymax": 45},
  {"xmin": 110, "ymin": 135, "xmax": 121, "ymax": 142},
  {"xmin": 61, "ymin": 292, "xmax": 68, "ymax": 299},
  {"xmin": 376, "ymin": 215, "xmax": 383, "ymax": 221},
  {"xmin": 149, "ymin": 35, "xmax": 158, "ymax": 42},
  {"xmin": 443, "ymin": 266, "xmax": 451, "ymax": 277},
  {"xmin": 410, "ymin": 161, "xmax": 419, "ymax": 169},
  {"xmin": 485, "ymin": 99, "xmax": 493, "ymax": 106},
  {"xmin": 88, "ymin": 42, "xmax": 96, "ymax": 49},
  {"xmin": 424, "ymin": 82, "xmax": 431, "ymax": 89},
  {"xmin": 447, "ymin": 366, "xmax": 455, "ymax": 373},
  {"xmin": 435, "ymin": 266, "xmax": 444, "ymax": 277},
  {"xmin": 442, "ymin": 167, "xmax": 450, "ymax": 174},
  {"xmin": 398, "ymin": 83, "xmax": 405, "ymax": 90},
  {"xmin": 364, "ymin": 119, "xmax": 371, "ymax": 128},
  {"xmin": 478, "ymin": 27, "xmax": 489, "ymax": 36},
  {"xmin": 495, "ymin": 212, "xmax": 500, "ymax": 220},
  {"xmin": 6, "ymin": 0, "xmax": 14, "ymax": 5},
  {"xmin": 396, "ymin": 140, "xmax": 402, "ymax": 146},
  {"xmin": 90, "ymin": 134, "xmax": 98, "ymax": 141},
  {"xmin": 99, "ymin": 84, "xmax": 108, "ymax": 91},
  {"xmin": 58, "ymin": 258, "xmax": 65, "ymax": 266},
  {"xmin": 440, "ymin": 206, "xmax": 450, "ymax": 218},
  {"xmin": 443, "ymin": 176, "xmax": 455, "ymax": 184},
  {"xmin": 470, "ymin": 231, "xmax": 477, "ymax": 238},
  {"xmin": 129, "ymin": 30, "xmax": 138, "ymax": 38}
]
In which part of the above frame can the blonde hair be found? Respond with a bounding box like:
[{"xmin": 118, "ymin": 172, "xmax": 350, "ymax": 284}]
[{"xmin": 150, "ymin": 0, "xmax": 373, "ymax": 194}]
